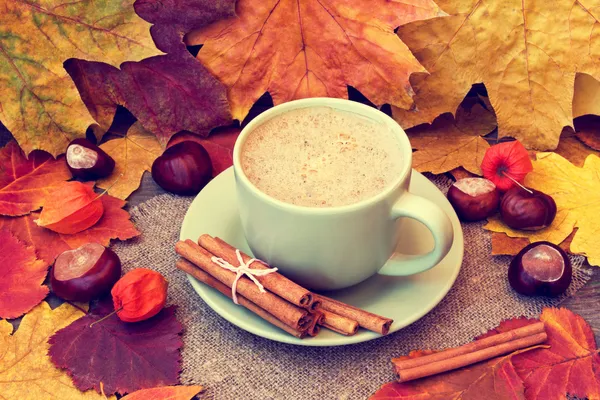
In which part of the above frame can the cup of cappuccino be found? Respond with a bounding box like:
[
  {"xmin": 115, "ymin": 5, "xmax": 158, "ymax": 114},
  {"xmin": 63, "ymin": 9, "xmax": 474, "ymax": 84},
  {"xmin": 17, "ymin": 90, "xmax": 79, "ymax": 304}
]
[{"xmin": 233, "ymin": 98, "xmax": 454, "ymax": 291}]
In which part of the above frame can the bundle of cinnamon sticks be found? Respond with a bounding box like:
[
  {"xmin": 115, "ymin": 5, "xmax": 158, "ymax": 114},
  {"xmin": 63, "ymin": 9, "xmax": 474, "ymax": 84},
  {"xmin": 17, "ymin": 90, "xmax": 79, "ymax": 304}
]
[{"xmin": 175, "ymin": 234, "xmax": 393, "ymax": 338}]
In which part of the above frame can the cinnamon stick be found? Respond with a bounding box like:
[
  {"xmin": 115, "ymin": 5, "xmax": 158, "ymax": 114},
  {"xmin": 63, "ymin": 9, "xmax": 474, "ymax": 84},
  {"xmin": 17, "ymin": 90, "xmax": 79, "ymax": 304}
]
[
  {"xmin": 307, "ymin": 311, "xmax": 324, "ymax": 337},
  {"xmin": 394, "ymin": 322, "xmax": 546, "ymax": 370},
  {"xmin": 396, "ymin": 331, "xmax": 547, "ymax": 382},
  {"xmin": 320, "ymin": 309, "xmax": 359, "ymax": 336},
  {"xmin": 176, "ymin": 240, "xmax": 312, "ymax": 331},
  {"xmin": 198, "ymin": 235, "xmax": 314, "ymax": 309},
  {"xmin": 176, "ymin": 259, "xmax": 307, "ymax": 338},
  {"xmin": 315, "ymin": 294, "xmax": 392, "ymax": 335}
]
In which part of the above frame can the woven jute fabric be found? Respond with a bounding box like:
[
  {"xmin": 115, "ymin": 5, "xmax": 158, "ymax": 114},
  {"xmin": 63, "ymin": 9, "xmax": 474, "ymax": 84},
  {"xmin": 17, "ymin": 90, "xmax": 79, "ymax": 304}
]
[{"xmin": 113, "ymin": 174, "xmax": 591, "ymax": 400}]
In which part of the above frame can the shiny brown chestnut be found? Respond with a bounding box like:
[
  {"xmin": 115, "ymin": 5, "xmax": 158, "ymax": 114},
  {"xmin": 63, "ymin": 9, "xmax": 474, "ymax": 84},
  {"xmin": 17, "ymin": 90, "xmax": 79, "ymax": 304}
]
[
  {"xmin": 509, "ymin": 241, "xmax": 571, "ymax": 296},
  {"xmin": 151, "ymin": 141, "xmax": 212, "ymax": 195},
  {"xmin": 66, "ymin": 138, "xmax": 115, "ymax": 179},
  {"xmin": 51, "ymin": 243, "xmax": 121, "ymax": 302},
  {"xmin": 447, "ymin": 178, "xmax": 500, "ymax": 221},
  {"xmin": 500, "ymin": 187, "xmax": 556, "ymax": 230}
]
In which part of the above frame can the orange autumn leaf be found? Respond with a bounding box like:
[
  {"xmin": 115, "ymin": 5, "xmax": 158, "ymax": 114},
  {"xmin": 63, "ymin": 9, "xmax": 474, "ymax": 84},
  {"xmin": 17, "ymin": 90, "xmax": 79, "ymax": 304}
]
[
  {"xmin": 490, "ymin": 230, "xmax": 576, "ymax": 256},
  {"xmin": 394, "ymin": 0, "xmax": 600, "ymax": 150},
  {"xmin": 0, "ymin": 195, "xmax": 139, "ymax": 265},
  {"xmin": 407, "ymin": 99, "xmax": 496, "ymax": 175},
  {"xmin": 35, "ymin": 182, "xmax": 104, "ymax": 234},
  {"xmin": 121, "ymin": 385, "xmax": 203, "ymax": 400},
  {"xmin": 0, "ymin": 141, "xmax": 71, "ymax": 216},
  {"xmin": 0, "ymin": 0, "xmax": 161, "ymax": 156},
  {"xmin": 371, "ymin": 350, "xmax": 527, "ymax": 399},
  {"xmin": 0, "ymin": 229, "xmax": 48, "ymax": 319},
  {"xmin": 187, "ymin": 0, "xmax": 446, "ymax": 121}
]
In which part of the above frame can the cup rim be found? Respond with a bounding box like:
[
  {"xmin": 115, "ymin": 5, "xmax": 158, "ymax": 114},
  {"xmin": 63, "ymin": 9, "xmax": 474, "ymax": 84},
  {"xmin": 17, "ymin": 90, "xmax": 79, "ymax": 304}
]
[{"xmin": 233, "ymin": 98, "xmax": 413, "ymax": 214}]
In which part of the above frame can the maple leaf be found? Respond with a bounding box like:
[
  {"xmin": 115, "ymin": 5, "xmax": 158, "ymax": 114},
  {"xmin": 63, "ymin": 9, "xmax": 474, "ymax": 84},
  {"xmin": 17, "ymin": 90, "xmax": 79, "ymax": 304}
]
[
  {"xmin": 65, "ymin": 52, "xmax": 232, "ymax": 146},
  {"xmin": 134, "ymin": 0, "xmax": 236, "ymax": 52},
  {"xmin": 168, "ymin": 126, "xmax": 241, "ymax": 176},
  {"xmin": 394, "ymin": 0, "xmax": 600, "ymax": 150},
  {"xmin": 0, "ymin": 302, "xmax": 114, "ymax": 400},
  {"xmin": 370, "ymin": 351, "xmax": 526, "ymax": 399},
  {"xmin": 0, "ymin": 141, "xmax": 71, "ymax": 216},
  {"xmin": 479, "ymin": 308, "xmax": 600, "ymax": 400},
  {"xmin": 95, "ymin": 122, "xmax": 162, "ymax": 200},
  {"xmin": 554, "ymin": 129, "xmax": 600, "ymax": 168},
  {"xmin": 485, "ymin": 152, "xmax": 600, "ymax": 266},
  {"xmin": 0, "ymin": 195, "xmax": 140, "ymax": 264},
  {"xmin": 0, "ymin": 0, "xmax": 162, "ymax": 156},
  {"xmin": 407, "ymin": 99, "xmax": 496, "ymax": 175},
  {"xmin": 187, "ymin": 0, "xmax": 446, "ymax": 121},
  {"xmin": 121, "ymin": 385, "xmax": 204, "ymax": 400},
  {"xmin": 0, "ymin": 229, "xmax": 48, "ymax": 319},
  {"xmin": 490, "ymin": 230, "xmax": 577, "ymax": 256},
  {"xmin": 49, "ymin": 298, "xmax": 183, "ymax": 396}
]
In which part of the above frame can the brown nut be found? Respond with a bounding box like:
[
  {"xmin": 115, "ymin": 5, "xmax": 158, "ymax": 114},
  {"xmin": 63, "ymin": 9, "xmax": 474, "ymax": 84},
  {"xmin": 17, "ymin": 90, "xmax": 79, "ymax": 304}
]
[
  {"xmin": 500, "ymin": 187, "xmax": 556, "ymax": 230},
  {"xmin": 447, "ymin": 178, "xmax": 500, "ymax": 221}
]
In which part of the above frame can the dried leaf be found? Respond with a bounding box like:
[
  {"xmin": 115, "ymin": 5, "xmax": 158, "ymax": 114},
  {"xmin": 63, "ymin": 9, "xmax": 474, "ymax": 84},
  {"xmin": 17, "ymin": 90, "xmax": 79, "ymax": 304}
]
[
  {"xmin": 121, "ymin": 385, "xmax": 203, "ymax": 400},
  {"xmin": 49, "ymin": 298, "xmax": 183, "ymax": 396},
  {"xmin": 407, "ymin": 101, "xmax": 496, "ymax": 175},
  {"xmin": 66, "ymin": 53, "xmax": 231, "ymax": 146},
  {"xmin": 0, "ymin": 141, "xmax": 71, "ymax": 216},
  {"xmin": 449, "ymin": 167, "xmax": 479, "ymax": 180},
  {"xmin": 0, "ymin": 0, "xmax": 161, "ymax": 156},
  {"xmin": 394, "ymin": 0, "xmax": 600, "ymax": 150},
  {"xmin": 0, "ymin": 229, "xmax": 48, "ymax": 319},
  {"xmin": 554, "ymin": 129, "xmax": 600, "ymax": 167},
  {"xmin": 134, "ymin": 0, "xmax": 236, "ymax": 52},
  {"xmin": 96, "ymin": 122, "xmax": 162, "ymax": 200},
  {"xmin": 573, "ymin": 115, "xmax": 600, "ymax": 151},
  {"xmin": 371, "ymin": 352, "xmax": 526, "ymax": 399},
  {"xmin": 573, "ymin": 73, "xmax": 600, "ymax": 119},
  {"xmin": 479, "ymin": 308, "xmax": 600, "ymax": 400},
  {"xmin": 491, "ymin": 230, "xmax": 577, "ymax": 256},
  {"xmin": 187, "ymin": 0, "xmax": 446, "ymax": 121},
  {"xmin": 0, "ymin": 195, "xmax": 139, "ymax": 264},
  {"xmin": 168, "ymin": 126, "xmax": 241, "ymax": 176},
  {"xmin": 0, "ymin": 302, "xmax": 114, "ymax": 400},
  {"xmin": 485, "ymin": 153, "xmax": 600, "ymax": 266},
  {"xmin": 35, "ymin": 182, "xmax": 103, "ymax": 234}
]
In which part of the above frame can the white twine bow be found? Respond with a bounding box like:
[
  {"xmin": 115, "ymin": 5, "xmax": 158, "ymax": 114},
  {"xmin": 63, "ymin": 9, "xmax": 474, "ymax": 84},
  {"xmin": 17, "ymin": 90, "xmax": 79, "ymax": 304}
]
[{"xmin": 211, "ymin": 249, "xmax": 278, "ymax": 304}]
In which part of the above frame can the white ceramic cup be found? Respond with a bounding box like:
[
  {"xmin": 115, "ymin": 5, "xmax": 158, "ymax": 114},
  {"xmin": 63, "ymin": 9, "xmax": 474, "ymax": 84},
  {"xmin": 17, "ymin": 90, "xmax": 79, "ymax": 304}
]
[{"xmin": 233, "ymin": 98, "xmax": 454, "ymax": 291}]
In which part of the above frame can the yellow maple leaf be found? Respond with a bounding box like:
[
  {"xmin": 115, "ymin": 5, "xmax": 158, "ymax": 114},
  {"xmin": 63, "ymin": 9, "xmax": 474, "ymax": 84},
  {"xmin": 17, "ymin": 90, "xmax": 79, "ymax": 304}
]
[
  {"xmin": 394, "ymin": 0, "xmax": 600, "ymax": 150},
  {"xmin": 187, "ymin": 0, "xmax": 446, "ymax": 121},
  {"xmin": 407, "ymin": 100, "xmax": 496, "ymax": 175},
  {"xmin": 97, "ymin": 122, "xmax": 162, "ymax": 200},
  {"xmin": 0, "ymin": 0, "xmax": 162, "ymax": 156},
  {"xmin": 0, "ymin": 302, "xmax": 114, "ymax": 400},
  {"xmin": 485, "ymin": 152, "xmax": 600, "ymax": 266}
]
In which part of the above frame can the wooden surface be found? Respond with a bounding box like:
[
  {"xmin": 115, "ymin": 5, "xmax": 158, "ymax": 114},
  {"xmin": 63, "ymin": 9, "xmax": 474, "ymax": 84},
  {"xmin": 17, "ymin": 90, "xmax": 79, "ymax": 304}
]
[{"xmin": 1, "ymin": 125, "xmax": 600, "ymax": 343}]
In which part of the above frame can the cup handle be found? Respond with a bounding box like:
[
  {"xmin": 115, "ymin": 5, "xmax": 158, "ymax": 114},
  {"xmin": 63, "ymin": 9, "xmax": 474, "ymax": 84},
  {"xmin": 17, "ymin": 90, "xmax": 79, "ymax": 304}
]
[{"xmin": 378, "ymin": 192, "xmax": 454, "ymax": 276}]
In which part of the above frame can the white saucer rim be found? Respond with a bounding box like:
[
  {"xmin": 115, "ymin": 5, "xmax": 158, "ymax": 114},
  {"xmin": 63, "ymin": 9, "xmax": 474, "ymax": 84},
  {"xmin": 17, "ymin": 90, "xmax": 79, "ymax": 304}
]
[{"xmin": 180, "ymin": 167, "xmax": 463, "ymax": 346}]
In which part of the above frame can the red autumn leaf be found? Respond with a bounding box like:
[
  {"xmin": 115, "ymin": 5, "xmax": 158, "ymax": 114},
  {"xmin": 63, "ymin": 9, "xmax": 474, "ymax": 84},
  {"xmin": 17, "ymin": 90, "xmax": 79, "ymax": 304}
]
[
  {"xmin": 48, "ymin": 297, "xmax": 183, "ymax": 396},
  {"xmin": 0, "ymin": 229, "xmax": 49, "ymax": 319},
  {"xmin": 134, "ymin": 0, "xmax": 236, "ymax": 52},
  {"xmin": 0, "ymin": 141, "xmax": 71, "ymax": 216},
  {"xmin": 0, "ymin": 195, "xmax": 139, "ymax": 264},
  {"xmin": 65, "ymin": 52, "xmax": 232, "ymax": 146},
  {"xmin": 167, "ymin": 126, "xmax": 240, "ymax": 176},
  {"xmin": 112, "ymin": 268, "xmax": 168, "ymax": 322},
  {"xmin": 35, "ymin": 181, "xmax": 104, "ymax": 234},
  {"xmin": 371, "ymin": 350, "xmax": 526, "ymax": 399},
  {"xmin": 481, "ymin": 141, "xmax": 533, "ymax": 191},
  {"xmin": 121, "ymin": 385, "xmax": 203, "ymax": 400}
]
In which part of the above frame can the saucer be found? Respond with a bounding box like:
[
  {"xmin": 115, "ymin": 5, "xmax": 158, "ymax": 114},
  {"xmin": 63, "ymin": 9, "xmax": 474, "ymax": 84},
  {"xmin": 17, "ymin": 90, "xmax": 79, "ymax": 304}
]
[{"xmin": 180, "ymin": 168, "xmax": 463, "ymax": 346}]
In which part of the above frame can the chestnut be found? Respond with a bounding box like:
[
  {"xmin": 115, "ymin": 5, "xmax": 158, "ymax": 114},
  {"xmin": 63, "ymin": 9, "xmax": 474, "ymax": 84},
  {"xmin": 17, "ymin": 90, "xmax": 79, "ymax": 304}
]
[
  {"xmin": 500, "ymin": 187, "xmax": 556, "ymax": 230},
  {"xmin": 51, "ymin": 243, "xmax": 121, "ymax": 302},
  {"xmin": 447, "ymin": 178, "xmax": 500, "ymax": 221},
  {"xmin": 509, "ymin": 241, "xmax": 571, "ymax": 296},
  {"xmin": 66, "ymin": 138, "xmax": 115, "ymax": 179},
  {"xmin": 151, "ymin": 141, "xmax": 212, "ymax": 195}
]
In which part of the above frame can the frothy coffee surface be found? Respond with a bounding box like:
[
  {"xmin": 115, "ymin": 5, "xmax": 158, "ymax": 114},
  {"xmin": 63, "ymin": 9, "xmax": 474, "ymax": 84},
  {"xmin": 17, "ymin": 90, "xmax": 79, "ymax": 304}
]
[{"xmin": 241, "ymin": 107, "xmax": 404, "ymax": 207}]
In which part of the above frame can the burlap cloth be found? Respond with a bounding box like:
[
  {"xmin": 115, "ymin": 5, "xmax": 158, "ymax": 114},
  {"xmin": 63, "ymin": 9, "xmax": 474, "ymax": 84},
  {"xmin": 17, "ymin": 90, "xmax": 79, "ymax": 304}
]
[{"xmin": 113, "ymin": 174, "xmax": 591, "ymax": 400}]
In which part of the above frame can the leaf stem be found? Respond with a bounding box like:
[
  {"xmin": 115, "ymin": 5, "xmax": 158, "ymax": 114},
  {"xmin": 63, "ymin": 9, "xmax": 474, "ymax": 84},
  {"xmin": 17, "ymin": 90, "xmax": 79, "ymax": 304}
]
[
  {"xmin": 93, "ymin": 173, "xmax": 124, "ymax": 201},
  {"xmin": 501, "ymin": 171, "xmax": 533, "ymax": 194},
  {"xmin": 89, "ymin": 306, "xmax": 123, "ymax": 328}
]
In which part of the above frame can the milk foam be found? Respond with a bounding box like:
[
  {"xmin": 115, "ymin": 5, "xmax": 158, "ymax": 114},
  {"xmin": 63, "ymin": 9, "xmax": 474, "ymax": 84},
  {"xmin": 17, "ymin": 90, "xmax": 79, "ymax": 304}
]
[{"xmin": 241, "ymin": 107, "xmax": 404, "ymax": 207}]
